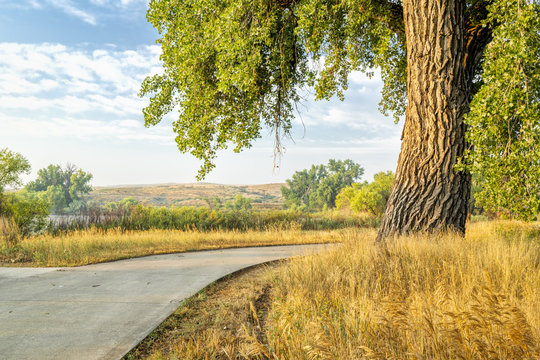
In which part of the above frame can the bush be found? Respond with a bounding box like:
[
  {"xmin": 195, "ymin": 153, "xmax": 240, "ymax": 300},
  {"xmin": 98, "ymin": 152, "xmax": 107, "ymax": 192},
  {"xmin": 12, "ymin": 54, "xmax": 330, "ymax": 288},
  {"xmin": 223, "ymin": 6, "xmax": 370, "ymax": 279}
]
[
  {"xmin": 46, "ymin": 201, "xmax": 378, "ymax": 234},
  {"xmin": 2, "ymin": 191, "xmax": 50, "ymax": 238},
  {"xmin": 336, "ymin": 171, "xmax": 394, "ymax": 218}
]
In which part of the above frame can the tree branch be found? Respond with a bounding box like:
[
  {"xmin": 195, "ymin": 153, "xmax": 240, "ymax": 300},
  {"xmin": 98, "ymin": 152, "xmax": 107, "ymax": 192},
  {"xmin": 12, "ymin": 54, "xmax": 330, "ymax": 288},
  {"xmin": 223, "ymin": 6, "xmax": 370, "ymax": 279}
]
[
  {"xmin": 464, "ymin": 0, "xmax": 492, "ymax": 90},
  {"xmin": 360, "ymin": 0, "xmax": 405, "ymax": 38}
]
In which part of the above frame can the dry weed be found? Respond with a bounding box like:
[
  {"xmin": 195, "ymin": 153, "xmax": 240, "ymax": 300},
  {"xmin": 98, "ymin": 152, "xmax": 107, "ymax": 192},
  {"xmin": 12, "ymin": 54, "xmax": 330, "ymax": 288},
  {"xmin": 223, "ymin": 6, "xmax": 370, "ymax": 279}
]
[{"xmin": 0, "ymin": 216, "xmax": 20, "ymax": 247}]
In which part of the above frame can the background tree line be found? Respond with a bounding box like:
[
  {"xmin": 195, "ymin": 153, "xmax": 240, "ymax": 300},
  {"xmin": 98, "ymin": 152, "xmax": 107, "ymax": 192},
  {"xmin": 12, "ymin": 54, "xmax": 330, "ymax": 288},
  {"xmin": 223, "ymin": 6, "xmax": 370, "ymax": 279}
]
[
  {"xmin": 282, "ymin": 159, "xmax": 492, "ymax": 220},
  {"xmin": 1, "ymin": 149, "xmax": 535, "ymax": 245},
  {"xmin": 0, "ymin": 148, "xmax": 93, "ymax": 240},
  {"xmin": 281, "ymin": 159, "xmax": 395, "ymax": 218}
]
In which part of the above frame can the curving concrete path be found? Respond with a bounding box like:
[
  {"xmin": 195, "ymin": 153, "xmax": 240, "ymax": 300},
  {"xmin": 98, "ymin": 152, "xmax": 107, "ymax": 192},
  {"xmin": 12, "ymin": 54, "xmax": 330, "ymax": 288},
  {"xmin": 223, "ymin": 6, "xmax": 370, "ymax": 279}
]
[{"xmin": 0, "ymin": 244, "xmax": 334, "ymax": 360}]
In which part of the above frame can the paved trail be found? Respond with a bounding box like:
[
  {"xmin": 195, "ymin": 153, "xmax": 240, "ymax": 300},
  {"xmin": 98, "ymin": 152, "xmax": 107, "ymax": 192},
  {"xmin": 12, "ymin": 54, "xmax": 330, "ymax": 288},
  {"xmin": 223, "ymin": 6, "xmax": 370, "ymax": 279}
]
[{"xmin": 0, "ymin": 244, "xmax": 333, "ymax": 360}]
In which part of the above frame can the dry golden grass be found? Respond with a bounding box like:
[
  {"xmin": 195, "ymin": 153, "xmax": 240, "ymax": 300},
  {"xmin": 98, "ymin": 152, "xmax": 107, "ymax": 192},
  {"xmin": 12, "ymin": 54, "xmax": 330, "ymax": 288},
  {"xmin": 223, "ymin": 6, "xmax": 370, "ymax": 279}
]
[
  {"xmin": 0, "ymin": 216, "xmax": 20, "ymax": 247},
  {"xmin": 258, "ymin": 221, "xmax": 540, "ymax": 359},
  {"xmin": 0, "ymin": 225, "xmax": 352, "ymax": 267},
  {"xmin": 128, "ymin": 221, "xmax": 540, "ymax": 360}
]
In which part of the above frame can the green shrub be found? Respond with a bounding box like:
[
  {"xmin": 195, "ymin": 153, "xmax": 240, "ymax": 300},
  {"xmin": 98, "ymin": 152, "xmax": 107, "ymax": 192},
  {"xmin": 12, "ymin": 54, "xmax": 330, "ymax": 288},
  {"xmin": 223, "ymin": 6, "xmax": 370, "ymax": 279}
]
[
  {"xmin": 336, "ymin": 171, "xmax": 394, "ymax": 218},
  {"xmin": 2, "ymin": 191, "xmax": 50, "ymax": 238},
  {"xmin": 47, "ymin": 202, "xmax": 377, "ymax": 234}
]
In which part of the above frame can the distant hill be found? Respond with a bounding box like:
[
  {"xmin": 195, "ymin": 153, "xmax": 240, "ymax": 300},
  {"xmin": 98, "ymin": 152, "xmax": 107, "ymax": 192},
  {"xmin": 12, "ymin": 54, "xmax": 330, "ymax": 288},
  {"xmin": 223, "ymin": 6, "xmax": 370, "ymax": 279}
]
[{"xmin": 86, "ymin": 183, "xmax": 285, "ymax": 210}]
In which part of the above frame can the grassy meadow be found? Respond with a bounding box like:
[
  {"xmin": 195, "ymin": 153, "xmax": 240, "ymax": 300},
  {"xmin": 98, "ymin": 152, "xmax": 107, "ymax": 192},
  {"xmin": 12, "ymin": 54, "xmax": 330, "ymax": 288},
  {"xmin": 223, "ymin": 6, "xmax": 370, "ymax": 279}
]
[
  {"xmin": 1, "ymin": 206, "xmax": 375, "ymax": 266},
  {"xmin": 126, "ymin": 221, "xmax": 540, "ymax": 360},
  {"xmin": 0, "ymin": 225, "xmax": 355, "ymax": 267},
  {"xmin": 47, "ymin": 207, "xmax": 376, "ymax": 234}
]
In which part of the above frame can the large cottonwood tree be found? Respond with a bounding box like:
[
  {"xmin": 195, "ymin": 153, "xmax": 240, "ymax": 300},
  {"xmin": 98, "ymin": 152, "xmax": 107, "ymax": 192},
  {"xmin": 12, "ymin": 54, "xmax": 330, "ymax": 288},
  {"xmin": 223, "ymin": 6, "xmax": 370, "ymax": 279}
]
[{"xmin": 141, "ymin": 0, "xmax": 539, "ymax": 239}]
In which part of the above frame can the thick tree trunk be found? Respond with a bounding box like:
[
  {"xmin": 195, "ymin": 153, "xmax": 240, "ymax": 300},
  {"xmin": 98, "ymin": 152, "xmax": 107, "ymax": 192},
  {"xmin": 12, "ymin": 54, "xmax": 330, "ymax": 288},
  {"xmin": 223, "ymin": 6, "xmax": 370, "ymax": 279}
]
[{"xmin": 377, "ymin": 0, "xmax": 471, "ymax": 240}]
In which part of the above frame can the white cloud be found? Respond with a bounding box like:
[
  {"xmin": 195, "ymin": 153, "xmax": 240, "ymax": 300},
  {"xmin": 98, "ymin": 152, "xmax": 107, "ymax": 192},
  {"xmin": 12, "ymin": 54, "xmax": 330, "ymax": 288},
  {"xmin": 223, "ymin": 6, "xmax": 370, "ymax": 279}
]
[
  {"xmin": 1, "ymin": 0, "xmax": 148, "ymax": 24},
  {"xmin": 0, "ymin": 42, "xmax": 163, "ymax": 141},
  {"xmin": 317, "ymin": 107, "xmax": 395, "ymax": 130},
  {"xmin": 349, "ymin": 69, "xmax": 383, "ymax": 86},
  {"xmin": 46, "ymin": 0, "xmax": 97, "ymax": 25},
  {"xmin": 120, "ymin": 0, "xmax": 148, "ymax": 6},
  {"xmin": 0, "ymin": 42, "xmax": 161, "ymax": 93},
  {"xmin": 25, "ymin": 0, "xmax": 42, "ymax": 9},
  {"xmin": 292, "ymin": 97, "xmax": 395, "ymax": 135},
  {"xmin": 0, "ymin": 74, "xmax": 59, "ymax": 94}
]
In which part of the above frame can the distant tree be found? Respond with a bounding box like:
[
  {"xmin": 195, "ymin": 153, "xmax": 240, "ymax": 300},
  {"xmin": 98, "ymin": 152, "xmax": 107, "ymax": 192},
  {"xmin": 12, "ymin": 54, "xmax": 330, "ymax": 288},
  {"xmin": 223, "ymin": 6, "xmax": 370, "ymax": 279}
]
[
  {"xmin": 337, "ymin": 171, "xmax": 394, "ymax": 218},
  {"xmin": 66, "ymin": 199, "xmax": 88, "ymax": 214},
  {"xmin": 119, "ymin": 197, "xmax": 140, "ymax": 209},
  {"xmin": 204, "ymin": 196, "xmax": 223, "ymax": 210},
  {"xmin": 26, "ymin": 164, "xmax": 93, "ymax": 214},
  {"xmin": 0, "ymin": 148, "xmax": 31, "ymax": 194},
  {"xmin": 282, "ymin": 159, "xmax": 364, "ymax": 210},
  {"xmin": 281, "ymin": 164, "xmax": 326, "ymax": 210},
  {"xmin": 225, "ymin": 195, "xmax": 253, "ymax": 212}
]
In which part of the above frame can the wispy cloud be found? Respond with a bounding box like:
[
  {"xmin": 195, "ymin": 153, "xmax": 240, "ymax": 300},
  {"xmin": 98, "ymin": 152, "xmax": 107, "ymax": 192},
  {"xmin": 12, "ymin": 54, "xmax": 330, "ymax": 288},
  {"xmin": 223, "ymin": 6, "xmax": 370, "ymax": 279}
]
[
  {"xmin": 0, "ymin": 0, "xmax": 42, "ymax": 9},
  {"xmin": 89, "ymin": 0, "xmax": 148, "ymax": 9},
  {"xmin": 1, "ymin": 0, "xmax": 149, "ymax": 25},
  {"xmin": 45, "ymin": 0, "xmax": 97, "ymax": 25},
  {"xmin": 289, "ymin": 69, "xmax": 398, "ymax": 139},
  {"xmin": 0, "ymin": 42, "xmax": 161, "ymax": 95},
  {"xmin": 26, "ymin": 0, "xmax": 42, "ymax": 9}
]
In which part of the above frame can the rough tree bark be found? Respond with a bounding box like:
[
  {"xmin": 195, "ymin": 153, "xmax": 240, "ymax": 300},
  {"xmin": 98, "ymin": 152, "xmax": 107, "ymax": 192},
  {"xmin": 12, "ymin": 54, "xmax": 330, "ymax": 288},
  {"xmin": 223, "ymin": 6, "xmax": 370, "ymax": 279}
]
[{"xmin": 377, "ymin": 0, "xmax": 473, "ymax": 240}]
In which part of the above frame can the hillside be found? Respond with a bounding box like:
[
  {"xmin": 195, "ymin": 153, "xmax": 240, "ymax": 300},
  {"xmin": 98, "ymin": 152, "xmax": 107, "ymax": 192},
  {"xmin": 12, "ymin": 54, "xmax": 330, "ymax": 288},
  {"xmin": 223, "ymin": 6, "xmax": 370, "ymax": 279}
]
[{"xmin": 86, "ymin": 183, "xmax": 285, "ymax": 210}]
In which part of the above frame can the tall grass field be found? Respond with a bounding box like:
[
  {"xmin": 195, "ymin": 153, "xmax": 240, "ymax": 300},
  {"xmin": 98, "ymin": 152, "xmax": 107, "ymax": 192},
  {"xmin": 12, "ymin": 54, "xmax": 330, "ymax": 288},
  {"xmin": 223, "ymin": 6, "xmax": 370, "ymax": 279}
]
[
  {"xmin": 0, "ymin": 224, "xmax": 353, "ymax": 267},
  {"xmin": 1, "ymin": 207, "xmax": 375, "ymax": 266},
  {"xmin": 257, "ymin": 221, "xmax": 540, "ymax": 359}
]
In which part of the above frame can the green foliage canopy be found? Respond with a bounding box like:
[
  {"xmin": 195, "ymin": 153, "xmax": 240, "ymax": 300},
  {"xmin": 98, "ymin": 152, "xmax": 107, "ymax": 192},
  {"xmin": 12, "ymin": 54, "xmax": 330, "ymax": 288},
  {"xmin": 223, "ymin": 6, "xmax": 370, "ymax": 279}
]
[
  {"xmin": 26, "ymin": 164, "xmax": 93, "ymax": 214},
  {"xmin": 141, "ymin": 0, "xmax": 406, "ymax": 179},
  {"xmin": 282, "ymin": 159, "xmax": 364, "ymax": 210},
  {"xmin": 460, "ymin": 1, "xmax": 540, "ymax": 220},
  {"xmin": 336, "ymin": 170, "xmax": 394, "ymax": 217}
]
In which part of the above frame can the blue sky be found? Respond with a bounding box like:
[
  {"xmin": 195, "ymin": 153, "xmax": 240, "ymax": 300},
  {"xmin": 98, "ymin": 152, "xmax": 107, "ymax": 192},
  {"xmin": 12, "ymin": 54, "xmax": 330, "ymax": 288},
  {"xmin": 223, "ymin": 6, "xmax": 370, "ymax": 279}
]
[{"xmin": 0, "ymin": 0, "xmax": 402, "ymax": 186}]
